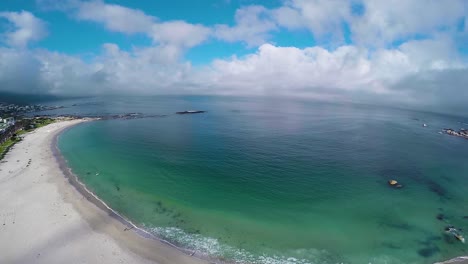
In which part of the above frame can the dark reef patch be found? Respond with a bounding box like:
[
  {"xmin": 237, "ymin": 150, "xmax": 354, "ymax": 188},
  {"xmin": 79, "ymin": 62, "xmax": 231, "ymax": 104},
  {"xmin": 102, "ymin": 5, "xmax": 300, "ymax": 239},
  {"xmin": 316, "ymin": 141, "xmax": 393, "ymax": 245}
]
[
  {"xmin": 437, "ymin": 213, "xmax": 445, "ymax": 221},
  {"xmin": 425, "ymin": 179, "xmax": 448, "ymax": 198},
  {"xmin": 418, "ymin": 235, "xmax": 442, "ymax": 246},
  {"xmin": 381, "ymin": 242, "xmax": 402, "ymax": 250},
  {"xmin": 417, "ymin": 246, "xmax": 440, "ymax": 258},
  {"xmin": 443, "ymin": 234, "xmax": 456, "ymax": 244},
  {"xmin": 380, "ymin": 221, "xmax": 414, "ymax": 231}
]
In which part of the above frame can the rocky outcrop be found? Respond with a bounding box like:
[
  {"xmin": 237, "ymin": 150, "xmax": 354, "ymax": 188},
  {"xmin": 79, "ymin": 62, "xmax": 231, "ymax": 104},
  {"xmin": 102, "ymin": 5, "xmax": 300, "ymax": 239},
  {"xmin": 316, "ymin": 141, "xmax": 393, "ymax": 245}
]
[
  {"xmin": 176, "ymin": 110, "xmax": 206, "ymax": 114},
  {"xmin": 443, "ymin": 128, "xmax": 468, "ymax": 139}
]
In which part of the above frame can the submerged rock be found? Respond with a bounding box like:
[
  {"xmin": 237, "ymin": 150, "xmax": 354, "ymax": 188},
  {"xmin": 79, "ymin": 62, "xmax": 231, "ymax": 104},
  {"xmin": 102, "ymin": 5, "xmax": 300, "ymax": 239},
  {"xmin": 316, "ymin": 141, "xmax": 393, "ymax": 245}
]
[
  {"xmin": 426, "ymin": 179, "xmax": 447, "ymax": 198},
  {"xmin": 436, "ymin": 213, "xmax": 445, "ymax": 221},
  {"xmin": 418, "ymin": 246, "xmax": 440, "ymax": 258}
]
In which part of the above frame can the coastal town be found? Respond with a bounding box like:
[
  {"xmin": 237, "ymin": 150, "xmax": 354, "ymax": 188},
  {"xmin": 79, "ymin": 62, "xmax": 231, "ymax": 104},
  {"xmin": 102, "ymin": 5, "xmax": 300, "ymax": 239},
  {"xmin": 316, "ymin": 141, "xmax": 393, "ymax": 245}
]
[
  {"xmin": 0, "ymin": 117, "xmax": 15, "ymax": 133},
  {"xmin": 0, "ymin": 101, "xmax": 63, "ymax": 138},
  {"xmin": 0, "ymin": 102, "xmax": 59, "ymax": 158},
  {"xmin": 0, "ymin": 102, "xmax": 64, "ymax": 115}
]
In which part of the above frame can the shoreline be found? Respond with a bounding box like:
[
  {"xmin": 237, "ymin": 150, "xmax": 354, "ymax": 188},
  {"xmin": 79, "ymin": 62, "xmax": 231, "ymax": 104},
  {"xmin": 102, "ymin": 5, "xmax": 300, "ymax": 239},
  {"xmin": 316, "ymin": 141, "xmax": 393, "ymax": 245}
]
[
  {"xmin": 435, "ymin": 257, "xmax": 468, "ymax": 264},
  {"xmin": 0, "ymin": 119, "xmax": 209, "ymax": 264},
  {"xmin": 1, "ymin": 119, "xmax": 463, "ymax": 264},
  {"xmin": 52, "ymin": 120, "xmax": 217, "ymax": 263}
]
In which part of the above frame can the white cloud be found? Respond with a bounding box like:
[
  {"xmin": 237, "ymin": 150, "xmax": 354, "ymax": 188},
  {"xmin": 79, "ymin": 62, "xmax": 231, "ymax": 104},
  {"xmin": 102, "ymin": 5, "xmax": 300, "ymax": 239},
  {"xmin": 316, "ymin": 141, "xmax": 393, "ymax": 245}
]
[
  {"xmin": 75, "ymin": 1, "xmax": 154, "ymax": 34},
  {"xmin": 56, "ymin": 0, "xmax": 468, "ymax": 51},
  {"xmin": 0, "ymin": 48, "xmax": 44, "ymax": 93},
  {"xmin": 0, "ymin": 34, "xmax": 467, "ymax": 113},
  {"xmin": 1, "ymin": 0, "xmax": 466, "ymax": 115},
  {"xmin": 273, "ymin": 0, "xmax": 350, "ymax": 38},
  {"xmin": 271, "ymin": 6, "xmax": 303, "ymax": 30},
  {"xmin": 397, "ymin": 37, "xmax": 462, "ymax": 70},
  {"xmin": 199, "ymin": 40, "xmax": 468, "ymax": 112},
  {"xmin": 214, "ymin": 5, "xmax": 277, "ymax": 47},
  {"xmin": 66, "ymin": 0, "xmax": 211, "ymax": 62},
  {"xmin": 150, "ymin": 21, "xmax": 211, "ymax": 48},
  {"xmin": 0, "ymin": 43, "xmax": 196, "ymax": 95},
  {"xmin": 207, "ymin": 44, "xmax": 378, "ymax": 96},
  {"xmin": 37, "ymin": 49, "xmax": 103, "ymax": 94},
  {"xmin": 270, "ymin": 0, "xmax": 468, "ymax": 47},
  {"xmin": 351, "ymin": 0, "xmax": 468, "ymax": 45},
  {"xmin": 0, "ymin": 11, "xmax": 48, "ymax": 48}
]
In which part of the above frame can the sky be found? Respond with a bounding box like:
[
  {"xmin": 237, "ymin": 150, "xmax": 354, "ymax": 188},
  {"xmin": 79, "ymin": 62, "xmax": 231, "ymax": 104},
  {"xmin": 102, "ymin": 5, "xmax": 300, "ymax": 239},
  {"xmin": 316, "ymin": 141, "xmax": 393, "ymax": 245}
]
[{"xmin": 0, "ymin": 0, "xmax": 467, "ymax": 113}]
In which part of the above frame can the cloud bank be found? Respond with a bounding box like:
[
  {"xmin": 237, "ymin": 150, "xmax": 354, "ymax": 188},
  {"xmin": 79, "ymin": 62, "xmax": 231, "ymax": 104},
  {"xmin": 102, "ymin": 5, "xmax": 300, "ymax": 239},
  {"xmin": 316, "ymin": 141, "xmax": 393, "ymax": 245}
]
[
  {"xmin": 0, "ymin": 0, "xmax": 467, "ymax": 114},
  {"xmin": 0, "ymin": 11, "xmax": 48, "ymax": 48}
]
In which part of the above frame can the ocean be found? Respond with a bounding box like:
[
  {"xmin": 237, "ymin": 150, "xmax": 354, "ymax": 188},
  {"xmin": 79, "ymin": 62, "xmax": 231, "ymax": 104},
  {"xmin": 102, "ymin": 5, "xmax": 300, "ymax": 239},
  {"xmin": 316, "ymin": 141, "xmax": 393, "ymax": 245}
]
[{"xmin": 52, "ymin": 96, "xmax": 468, "ymax": 264}]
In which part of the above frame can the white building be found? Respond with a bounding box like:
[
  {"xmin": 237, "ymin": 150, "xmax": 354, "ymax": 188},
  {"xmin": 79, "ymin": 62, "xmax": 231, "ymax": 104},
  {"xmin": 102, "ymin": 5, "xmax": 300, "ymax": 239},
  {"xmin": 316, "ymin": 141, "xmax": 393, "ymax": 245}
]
[
  {"xmin": 4, "ymin": 117, "xmax": 15, "ymax": 126},
  {"xmin": 0, "ymin": 117, "xmax": 15, "ymax": 126},
  {"xmin": 0, "ymin": 123, "xmax": 7, "ymax": 134}
]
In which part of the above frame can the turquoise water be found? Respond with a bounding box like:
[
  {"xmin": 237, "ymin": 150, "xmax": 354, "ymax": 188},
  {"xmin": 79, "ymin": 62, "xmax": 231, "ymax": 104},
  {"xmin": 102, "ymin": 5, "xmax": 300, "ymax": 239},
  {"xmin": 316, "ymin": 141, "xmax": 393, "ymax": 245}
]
[{"xmin": 57, "ymin": 97, "xmax": 468, "ymax": 264}]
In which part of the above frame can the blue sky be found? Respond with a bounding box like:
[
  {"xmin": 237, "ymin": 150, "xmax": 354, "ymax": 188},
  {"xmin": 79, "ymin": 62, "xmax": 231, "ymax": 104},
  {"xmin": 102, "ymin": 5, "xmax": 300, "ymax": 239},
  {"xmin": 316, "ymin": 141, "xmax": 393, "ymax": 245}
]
[
  {"xmin": 0, "ymin": 0, "xmax": 467, "ymax": 113},
  {"xmin": 1, "ymin": 0, "xmax": 318, "ymax": 60}
]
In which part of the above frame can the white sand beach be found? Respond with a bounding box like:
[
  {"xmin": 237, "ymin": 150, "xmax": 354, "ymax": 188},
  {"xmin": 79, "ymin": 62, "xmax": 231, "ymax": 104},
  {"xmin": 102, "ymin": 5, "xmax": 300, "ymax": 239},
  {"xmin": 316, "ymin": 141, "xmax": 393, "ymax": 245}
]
[
  {"xmin": 0, "ymin": 120, "xmax": 208, "ymax": 264},
  {"xmin": 435, "ymin": 257, "xmax": 468, "ymax": 264}
]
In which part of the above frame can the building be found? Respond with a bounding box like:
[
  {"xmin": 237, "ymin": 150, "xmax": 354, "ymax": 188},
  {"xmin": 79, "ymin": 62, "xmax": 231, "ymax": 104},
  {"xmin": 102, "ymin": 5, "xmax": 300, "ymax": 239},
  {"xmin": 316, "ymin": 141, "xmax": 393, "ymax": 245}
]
[
  {"xmin": 0, "ymin": 123, "xmax": 7, "ymax": 134},
  {"xmin": 4, "ymin": 117, "xmax": 15, "ymax": 126}
]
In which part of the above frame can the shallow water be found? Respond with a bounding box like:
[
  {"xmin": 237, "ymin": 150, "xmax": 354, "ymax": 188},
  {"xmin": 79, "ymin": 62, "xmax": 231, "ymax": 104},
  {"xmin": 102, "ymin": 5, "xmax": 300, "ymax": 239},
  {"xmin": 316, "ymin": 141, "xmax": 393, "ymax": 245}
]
[{"xmin": 57, "ymin": 96, "xmax": 468, "ymax": 264}]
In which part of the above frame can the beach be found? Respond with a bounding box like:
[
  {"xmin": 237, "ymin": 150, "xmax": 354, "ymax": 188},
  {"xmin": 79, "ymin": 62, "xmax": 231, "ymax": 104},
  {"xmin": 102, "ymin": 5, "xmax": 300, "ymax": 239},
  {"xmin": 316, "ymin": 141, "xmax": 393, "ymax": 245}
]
[
  {"xmin": 2, "ymin": 106, "xmax": 467, "ymax": 264},
  {"xmin": 0, "ymin": 120, "xmax": 207, "ymax": 264}
]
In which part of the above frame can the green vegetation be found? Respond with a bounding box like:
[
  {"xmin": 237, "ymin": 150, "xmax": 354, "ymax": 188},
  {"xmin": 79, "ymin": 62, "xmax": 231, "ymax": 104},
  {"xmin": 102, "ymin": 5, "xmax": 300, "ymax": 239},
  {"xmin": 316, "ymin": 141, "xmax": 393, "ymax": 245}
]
[
  {"xmin": 0, "ymin": 137, "xmax": 21, "ymax": 160},
  {"xmin": 35, "ymin": 118, "xmax": 55, "ymax": 128},
  {"xmin": 0, "ymin": 117, "xmax": 56, "ymax": 160},
  {"xmin": 16, "ymin": 129, "xmax": 27, "ymax": 136},
  {"xmin": 22, "ymin": 117, "xmax": 55, "ymax": 132}
]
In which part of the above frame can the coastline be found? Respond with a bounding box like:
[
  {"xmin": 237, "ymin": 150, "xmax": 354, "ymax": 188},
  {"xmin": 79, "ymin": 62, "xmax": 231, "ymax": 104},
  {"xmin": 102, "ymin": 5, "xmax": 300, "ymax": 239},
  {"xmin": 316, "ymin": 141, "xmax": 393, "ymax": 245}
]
[
  {"xmin": 1, "ymin": 119, "xmax": 464, "ymax": 264},
  {"xmin": 435, "ymin": 257, "xmax": 468, "ymax": 264},
  {"xmin": 53, "ymin": 120, "xmax": 217, "ymax": 263},
  {"xmin": 0, "ymin": 120, "xmax": 209, "ymax": 264}
]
